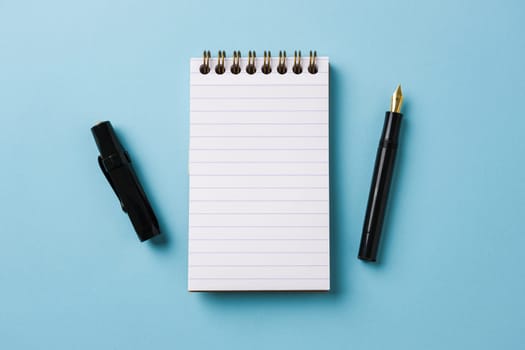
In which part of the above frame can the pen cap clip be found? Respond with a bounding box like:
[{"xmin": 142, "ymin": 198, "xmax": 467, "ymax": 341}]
[{"xmin": 97, "ymin": 155, "xmax": 126, "ymax": 212}]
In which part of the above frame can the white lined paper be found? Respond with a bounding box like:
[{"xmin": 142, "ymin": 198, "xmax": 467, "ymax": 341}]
[{"xmin": 188, "ymin": 56, "xmax": 329, "ymax": 291}]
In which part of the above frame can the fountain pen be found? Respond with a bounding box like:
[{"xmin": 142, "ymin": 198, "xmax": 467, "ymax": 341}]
[{"xmin": 358, "ymin": 85, "xmax": 404, "ymax": 262}]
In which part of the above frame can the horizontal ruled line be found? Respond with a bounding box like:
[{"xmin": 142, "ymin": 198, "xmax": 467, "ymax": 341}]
[
  {"xmin": 190, "ymin": 148, "xmax": 328, "ymax": 151},
  {"xmin": 190, "ymin": 200, "xmax": 328, "ymax": 202},
  {"xmin": 190, "ymin": 174, "xmax": 328, "ymax": 176},
  {"xmin": 190, "ymin": 186, "xmax": 328, "ymax": 189},
  {"xmin": 189, "ymin": 277, "xmax": 329, "ymax": 280},
  {"xmin": 190, "ymin": 136, "xmax": 328, "ymax": 138},
  {"xmin": 190, "ymin": 226, "xmax": 328, "ymax": 229},
  {"xmin": 189, "ymin": 264, "xmax": 328, "ymax": 267},
  {"xmin": 190, "ymin": 161, "xmax": 328, "ymax": 164},
  {"xmin": 191, "ymin": 110, "xmax": 328, "ymax": 113},
  {"xmin": 191, "ymin": 122, "xmax": 328, "ymax": 125},
  {"xmin": 190, "ymin": 212, "xmax": 328, "ymax": 215},
  {"xmin": 189, "ymin": 251, "xmax": 328, "ymax": 254},
  {"xmin": 191, "ymin": 96, "xmax": 328, "ymax": 100},
  {"xmin": 189, "ymin": 238, "xmax": 328, "ymax": 241},
  {"xmin": 191, "ymin": 83, "xmax": 328, "ymax": 87}
]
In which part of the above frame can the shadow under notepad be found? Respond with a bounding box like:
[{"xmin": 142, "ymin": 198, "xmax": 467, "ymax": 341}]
[
  {"xmin": 327, "ymin": 63, "xmax": 345, "ymax": 294},
  {"xmin": 198, "ymin": 64, "xmax": 346, "ymax": 302}
]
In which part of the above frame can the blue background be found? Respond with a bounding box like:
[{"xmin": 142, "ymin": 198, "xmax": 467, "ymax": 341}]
[{"xmin": 1, "ymin": 0, "xmax": 524, "ymax": 348}]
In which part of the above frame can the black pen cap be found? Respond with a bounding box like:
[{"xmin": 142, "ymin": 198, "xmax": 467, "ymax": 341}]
[{"xmin": 91, "ymin": 121, "xmax": 160, "ymax": 242}]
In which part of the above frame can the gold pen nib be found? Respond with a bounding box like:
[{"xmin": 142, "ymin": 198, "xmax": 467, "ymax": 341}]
[{"xmin": 390, "ymin": 85, "xmax": 403, "ymax": 113}]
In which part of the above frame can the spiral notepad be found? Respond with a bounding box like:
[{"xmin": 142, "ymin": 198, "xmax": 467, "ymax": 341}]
[{"xmin": 188, "ymin": 51, "xmax": 329, "ymax": 291}]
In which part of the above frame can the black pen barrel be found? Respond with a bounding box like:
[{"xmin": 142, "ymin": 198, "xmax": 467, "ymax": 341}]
[{"xmin": 358, "ymin": 111, "xmax": 403, "ymax": 261}]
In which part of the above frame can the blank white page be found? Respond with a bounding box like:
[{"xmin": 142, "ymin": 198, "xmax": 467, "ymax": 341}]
[{"xmin": 188, "ymin": 55, "xmax": 329, "ymax": 291}]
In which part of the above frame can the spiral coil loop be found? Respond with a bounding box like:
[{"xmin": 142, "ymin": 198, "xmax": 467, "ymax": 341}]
[
  {"xmin": 308, "ymin": 50, "xmax": 318, "ymax": 74},
  {"xmin": 199, "ymin": 50, "xmax": 211, "ymax": 74},
  {"xmin": 215, "ymin": 50, "xmax": 226, "ymax": 74},
  {"xmin": 277, "ymin": 51, "xmax": 287, "ymax": 74},
  {"xmin": 262, "ymin": 51, "xmax": 272, "ymax": 74},
  {"xmin": 293, "ymin": 50, "xmax": 302, "ymax": 74},
  {"xmin": 246, "ymin": 50, "xmax": 257, "ymax": 75},
  {"xmin": 231, "ymin": 50, "xmax": 241, "ymax": 74}
]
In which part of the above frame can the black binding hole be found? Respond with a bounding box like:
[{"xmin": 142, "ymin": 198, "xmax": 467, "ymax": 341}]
[
  {"xmin": 308, "ymin": 65, "xmax": 318, "ymax": 74},
  {"xmin": 246, "ymin": 64, "xmax": 256, "ymax": 74},
  {"xmin": 231, "ymin": 65, "xmax": 241, "ymax": 74}
]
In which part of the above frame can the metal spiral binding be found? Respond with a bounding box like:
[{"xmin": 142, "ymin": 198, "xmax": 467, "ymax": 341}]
[
  {"xmin": 199, "ymin": 50, "xmax": 211, "ymax": 74},
  {"xmin": 308, "ymin": 50, "xmax": 318, "ymax": 74},
  {"xmin": 277, "ymin": 51, "xmax": 287, "ymax": 74},
  {"xmin": 292, "ymin": 50, "xmax": 302, "ymax": 74},
  {"xmin": 215, "ymin": 50, "xmax": 226, "ymax": 74},
  {"xmin": 261, "ymin": 51, "xmax": 271, "ymax": 74},
  {"xmin": 199, "ymin": 50, "xmax": 319, "ymax": 75},
  {"xmin": 231, "ymin": 51, "xmax": 241, "ymax": 74},
  {"xmin": 246, "ymin": 50, "xmax": 257, "ymax": 74}
]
